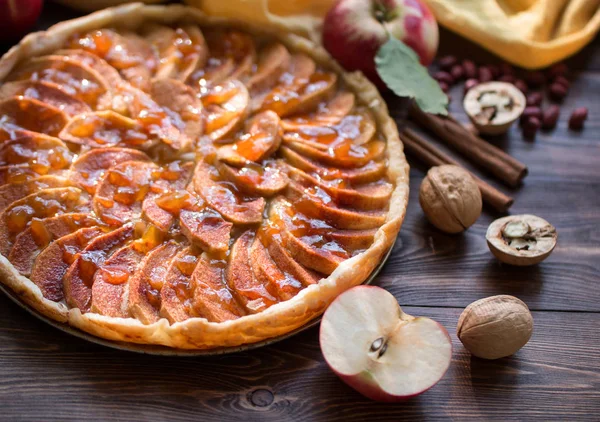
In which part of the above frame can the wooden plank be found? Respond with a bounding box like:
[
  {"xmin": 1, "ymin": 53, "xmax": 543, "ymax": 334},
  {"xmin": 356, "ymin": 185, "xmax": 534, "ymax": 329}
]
[{"xmin": 0, "ymin": 296, "xmax": 597, "ymax": 421}]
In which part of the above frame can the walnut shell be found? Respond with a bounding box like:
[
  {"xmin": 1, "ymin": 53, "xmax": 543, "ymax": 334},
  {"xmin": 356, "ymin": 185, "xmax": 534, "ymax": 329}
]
[
  {"xmin": 486, "ymin": 214, "xmax": 557, "ymax": 266},
  {"xmin": 457, "ymin": 295, "xmax": 533, "ymax": 360},
  {"xmin": 419, "ymin": 165, "xmax": 482, "ymax": 234}
]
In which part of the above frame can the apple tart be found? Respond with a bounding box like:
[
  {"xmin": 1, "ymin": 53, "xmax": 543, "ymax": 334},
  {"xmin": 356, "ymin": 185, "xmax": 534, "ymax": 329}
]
[{"xmin": 0, "ymin": 4, "xmax": 409, "ymax": 350}]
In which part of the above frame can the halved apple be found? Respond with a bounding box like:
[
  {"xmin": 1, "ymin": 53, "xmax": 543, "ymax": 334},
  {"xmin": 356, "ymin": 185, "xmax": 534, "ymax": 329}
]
[{"xmin": 320, "ymin": 286, "xmax": 452, "ymax": 402}]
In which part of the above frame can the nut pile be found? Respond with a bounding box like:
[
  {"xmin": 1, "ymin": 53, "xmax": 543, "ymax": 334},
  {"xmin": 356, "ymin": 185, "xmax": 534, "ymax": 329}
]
[{"xmin": 433, "ymin": 56, "xmax": 589, "ymax": 139}]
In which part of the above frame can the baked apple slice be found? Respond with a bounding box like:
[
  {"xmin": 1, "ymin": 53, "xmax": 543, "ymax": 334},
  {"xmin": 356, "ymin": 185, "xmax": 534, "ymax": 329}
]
[
  {"xmin": 286, "ymin": 181, "xmax": 386, "ymax": 230},
  {"xmin": 54, "ymin": 49, "xmax": 124, "ymax": 90},
  {"xmin": 59, "ymin": 111, "xmax": 153, "ymax": 150},
  {"xmin": 189, "ymin": 30, "xmax": 256, "ymax": 86},
  {"xmin": 226, "ymin": 230, "xmax": 278, "ymax": 313},
  {"xmin": 63, "ymin": 223, "xmax": 134, "ymax": 311},
  {"xmin": 147, "ymin": 25, "xmax": 208, "ymax": 82},
  {"xmin": 93, "ymin": 160, "xmax": 158, "ymax": 226},
  {"xmin": 7, "ymin": 55, "xmax": 110, "ymax": 107},
  {"xmin": 0, "ymin": 186, "xmax": 87, "ymax": 256},
  {"xmin": 269, "ymin": 198, "xmax": 346, "ymax": 275},
  {"xmin": 192, "ymin": 161, "xmax": 264, "ymax": 224},
  {"xmin": 0, "ymin": 164, "xmax": 38, "ymax": 186},
  {"xmin": 179, "ymin": 208, "xmax": 233, "ymax": 254},
  {"xmin": 8, "ymin": 212, "xmax": 98, "ymax": 276},
  {"xmin": 216, "ymin": 110, "xmax": 282, "ymax": 165},
  {"xmin": 249, "ymin": 235, "xmax": 302, "ymax": 301},
  {"xmin": 281, "ymin": 91, "xmax": 355, "ymax": 130},
  {"xmin": 159, "ymin": 247, "xmax": 199, "ymax": 323},
  {"xmin": 200, "ymin": 79, "xmax": 250, "ymax": 141},
  {"xmin": 284, "ymin": 139, "xmax": 386, "ymax": 169},
  {"xmin": 69, "ymin": 147, "xmax": 150, "ymax": 194},
  {"xmin": 246, "ymin": 43, "xmax": 291, "ymax": 94},
  {"xmin": 30, "ymin": 227, "xmax": 104, "ymax": 302},
  {"xmin": 150, "ymin": 78, "xmax": 204, "ymax": 142},
  {"xmin": 280, "ymin": 147, "xmax": 386, "ymax": 185},
  {"xmin": 128, "ymin": 240, "xmax": 183, "ymax": 324},
  {"xmin": 288, "ymin": 167, "xmax": 393, "ymax": 211},
  {"xmin": 0, "ymin": 134, "xmax": 73, "ymax": 174},
  {"xmin": 0, "ymin": 176, "xmax": 69, "ymax": 213},
  {"xmin": 216, "ymin": 160, "xmax": 288, "ymax": 197},
  {"xmin": 90, "ymin": 243, "xmax": 145, "ymax": 318},
  {"xmin": 0, "ymin": 80, "xmax": 91, "ymax": 117},
  {"xmin": 0, "ymin": 97, "xmax": 68, "ymax": 137},
  {"xmin": 190, "ymin": 253, "xmax": 244, "ymax": 322},
  {"xmin": 67, "ymin": 29, "xmax": 158, "ymax": 91}
]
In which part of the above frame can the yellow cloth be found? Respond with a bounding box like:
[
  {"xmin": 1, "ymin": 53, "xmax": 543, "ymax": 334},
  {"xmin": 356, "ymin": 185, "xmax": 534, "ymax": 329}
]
[{"xmin": 186, "ymin": 0, "xmax": 600, "ymax": 69}]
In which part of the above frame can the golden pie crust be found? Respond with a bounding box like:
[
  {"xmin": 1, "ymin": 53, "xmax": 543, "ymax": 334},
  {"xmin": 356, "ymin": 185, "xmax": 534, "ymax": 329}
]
[{"xmin": 0, "ymin": 3, "xmax": 409, "ymax": 349}]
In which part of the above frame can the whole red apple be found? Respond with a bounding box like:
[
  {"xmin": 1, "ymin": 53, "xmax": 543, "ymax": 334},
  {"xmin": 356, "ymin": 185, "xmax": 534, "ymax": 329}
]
[
  {"xmin": 0, "ymin": 0, "xmax": 44, "ymax": 41},
  {"xmin": 323, "ymin": 0, "xmax": 438, "ymax": 87}
]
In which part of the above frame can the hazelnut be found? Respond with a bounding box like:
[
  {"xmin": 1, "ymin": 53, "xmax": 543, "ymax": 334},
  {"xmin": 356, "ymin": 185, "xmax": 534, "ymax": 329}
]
[
  {"xmin": 526, "ymin": 92, "xmax": 543, "ymax": 107},
  {"xmin": 419, "ymin": 165, "xmax": 482, "ymax": 234},
  {"xmin": 462, "ymin": 59, "xmax": 477, "ymax": 79},
  {"xmin": 549, "ymin": 82, "xmax": 568, "ymax": 101},
  {"xmin": 542, "ymin": 105, "xmax": 560, "ymax": 129},
  {"xmin": 457, "ymin": 295, "xmax": 533, "ymax": 360},
  {"xmin": 569, "ymin": 107, "xmax": 588, "ymax": 130},
  {"xmin": 514, "ymin": 79, "xmax": 528, "ymax": 93},
  {"xmin": 463, "ymin": 78, "xmax": 479, "ymax": 95},
  {"xmin": 478, "ymin": 66, "xmax": 493, "ymax": 83},
  {"xmin": 439, "ymin": 55, "xmax": 457, "ymax": 70},
  {"xmin": 486, "ymin": 214, "xmax": 557, "ymax": 266},
  {"xmin": 434, "ymin": 71, "xmax": 454, "ymax": 85},
  {"xmin": 464, "ymin": 81, "xmax": 526, "ymax": 135}
]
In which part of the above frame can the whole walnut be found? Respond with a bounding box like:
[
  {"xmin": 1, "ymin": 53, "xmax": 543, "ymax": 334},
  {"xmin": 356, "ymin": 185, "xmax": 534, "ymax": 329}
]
[
  {"xmin": 457, "ymin": 295, "xmax": 533, "ymax": 359},
  {"xmin": 419, "ymin": 165, "xmax": 482, "ymax": 233}
]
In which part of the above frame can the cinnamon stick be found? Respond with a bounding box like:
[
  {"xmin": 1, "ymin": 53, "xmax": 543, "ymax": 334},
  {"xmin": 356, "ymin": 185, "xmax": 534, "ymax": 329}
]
[
  {"xmin": 409, "ymin": 104, "xmax": 527, "ymax": 187},
  {"xmin": 401, "ymin": 127, "xmax": 513, "ymax": 213}
]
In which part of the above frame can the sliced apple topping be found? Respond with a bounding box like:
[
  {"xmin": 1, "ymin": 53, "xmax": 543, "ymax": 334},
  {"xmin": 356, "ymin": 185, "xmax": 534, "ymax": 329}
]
[
  {"xmin": 7, "ymin": 55, "xmax": 110, "ymax": 107},
  {"xmin": 288, "ymin": 167, "xmax": 393, "ymax": 211},
  {"xmin": 246, "ymin": 43, "xmax": 291, "ymax": 94},
  {"xmin": 259, "ymin": 71, "xmax": 337, "ymax": 118},
  {"xmin": 67, "ymin": 29, "xmax": 158, "ymax": 91},
  {"xmin": 283, "ymin": 108, "xmax": 376, "ymax": 149},
  {"xmin": 226, "ymin": 230, "xmax": 278, "ymax": 313},
  {"xmin": 54, "ymin": 49, "xmax": 124, "ymax": 90},
  {"xmin": 93, "ymin": 160, "xmax": 158, "ymax": 226},
  {"xmin": 179, "ymin": 208, "xmax": 233, "ymax": 254},
  {"xmin": 159, "ymin": 247, "xmax": 199, "ymax": 323},
  {"xmin": 269, "ymin": 197, "xmax": 347, "ymax": 275},
  {"xmin": 190, "ymin": 253, "xmax": 244, "ymax": 322},
  {"xmin": 0, "ymin": 176, "xmax": 70, "ymax": 214},
  {"xmin": 217, "ymin": 110, "xmax": 282, "ymax": 165},
  {"xmin": 249, "ymin": 235, "xmax": 302, "ymax": 301},
  {"xmin": 285, "ymin": 139, "xmax": 386, "ymax": 169},
  {"xmin": 281, "ymin": 91, "xmax": 355, "ymax": 130},
  {"xmin": 30, "ymin": 227, "xmax": 104, "ymax": 302},
  {"xmin": 188, "ymin": 30, "xmax": 256, "ymax": 87},
  {"xmin": 8, "ymin": 212, "xmax": 98, "ymax": 276},
  {"xmin": 59, "ymin": 111, "xmax": 152, "ymax": 149},
  {"xmin": 0, "ymin": 97, "xmax": 68, "ymax": 137},
  {"xmin": 63, "ymin": 223, "xmax": 134, "ymax": 312},
  {"xmin": 320, "ymin": 286, "xmax": 452, "ymax": 402},
  {"xmin": 258, "ymin": 223, "xmax": 320, "ymax": 286},
  {"xmin": 216, "ymin": 160, "xmax": 288, "ymax": 197},
  {"xmin": 91, "ymin": 243, "xmax": 145, "ymax": 318},
  {"xmin": 280, "ymin": 146, "xmax": 386, "ymax": 185},
  {"xmin": 128, "ymin": 240, "xmax": 183, "ymax": 324},
  {"xmin": 69, "ymin": 147, "xmax": 151, "ymax": 194},
  {"xmin": 192, "ymin": 161, "xmax": 264, "ymax": 224},
  {"xmin": 0, "ymin": 164, "xmax": 38, "ymax": 187},
  {"xmin": 0, "ymin": 80, "xmax": 92, "ymax": 117},
  {"xmin": 0, "ymin": 187, "xmax": 87, "ymax": 256},
  {"xmin": 150, "ymin": 78, "xmax": 204, "ymax": 142},
  {"xmin": 286, "ymin": 181, "xmax": 386, "ymax": 230},
  {"xmin": 148, "ymin": 25, "xmax": 208, "ymax": 82},
  {"xmin": 0, "ymin": 134, "xmax": 73, "ymax": 174},
  {"xmin": 200, "ymin": 79, "xmax": 249, "ymax": 141}
]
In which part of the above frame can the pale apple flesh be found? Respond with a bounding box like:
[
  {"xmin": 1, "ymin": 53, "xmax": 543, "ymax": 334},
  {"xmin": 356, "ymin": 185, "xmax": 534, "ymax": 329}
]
[{"xmin": 320, "ymin": 286, "xmax": 452, "ymax": 401}]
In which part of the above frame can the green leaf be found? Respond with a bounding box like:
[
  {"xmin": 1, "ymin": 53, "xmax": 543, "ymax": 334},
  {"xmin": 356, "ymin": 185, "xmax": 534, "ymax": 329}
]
[{"xmin": 375, "ymin": 37, "xmax": 448, "ymax": 116}]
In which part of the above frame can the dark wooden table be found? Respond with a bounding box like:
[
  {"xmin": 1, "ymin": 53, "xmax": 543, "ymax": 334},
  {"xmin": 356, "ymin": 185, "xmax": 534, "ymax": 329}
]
[{"xmin": 0, "ymin": 4, "xmax": 598, "ymax": 421}]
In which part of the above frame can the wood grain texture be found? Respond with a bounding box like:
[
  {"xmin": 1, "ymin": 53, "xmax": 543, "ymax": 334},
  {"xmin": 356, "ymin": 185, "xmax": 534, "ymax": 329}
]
[{"xmin": 0, "ymin": 3, "xmax": 598, "ymax": 421}]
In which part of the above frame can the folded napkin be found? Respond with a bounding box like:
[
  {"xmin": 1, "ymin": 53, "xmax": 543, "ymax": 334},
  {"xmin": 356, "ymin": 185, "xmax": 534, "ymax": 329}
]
[{"xmin": 187, "ymin": 0, "xmax": 600, "ymax": 68}]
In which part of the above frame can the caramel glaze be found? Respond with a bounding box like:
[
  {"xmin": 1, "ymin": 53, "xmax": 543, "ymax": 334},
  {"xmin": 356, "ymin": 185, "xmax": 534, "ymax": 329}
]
[{"xmin": 0, "ymin": 25, "xmax": 392, "ymax": 324}]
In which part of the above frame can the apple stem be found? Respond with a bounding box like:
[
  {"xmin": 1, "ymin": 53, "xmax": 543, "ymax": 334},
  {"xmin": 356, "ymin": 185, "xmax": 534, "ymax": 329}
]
[{"xmin": 373, "ymin": 1, "xmax": 398, "ymax": 24}]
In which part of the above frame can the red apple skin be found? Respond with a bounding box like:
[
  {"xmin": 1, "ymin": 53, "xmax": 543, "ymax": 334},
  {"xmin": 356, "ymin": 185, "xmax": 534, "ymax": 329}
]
[
  {"xmin": 322, "ymin": 0, "xmax": 438, "ymax": 88},
  {"xmin": 0, "ymin": 0, "xmax": 44, "ymax": 41},
  {"xmin": 320, "ymin": 285, "xmax": 452, "ymax": 402}
]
